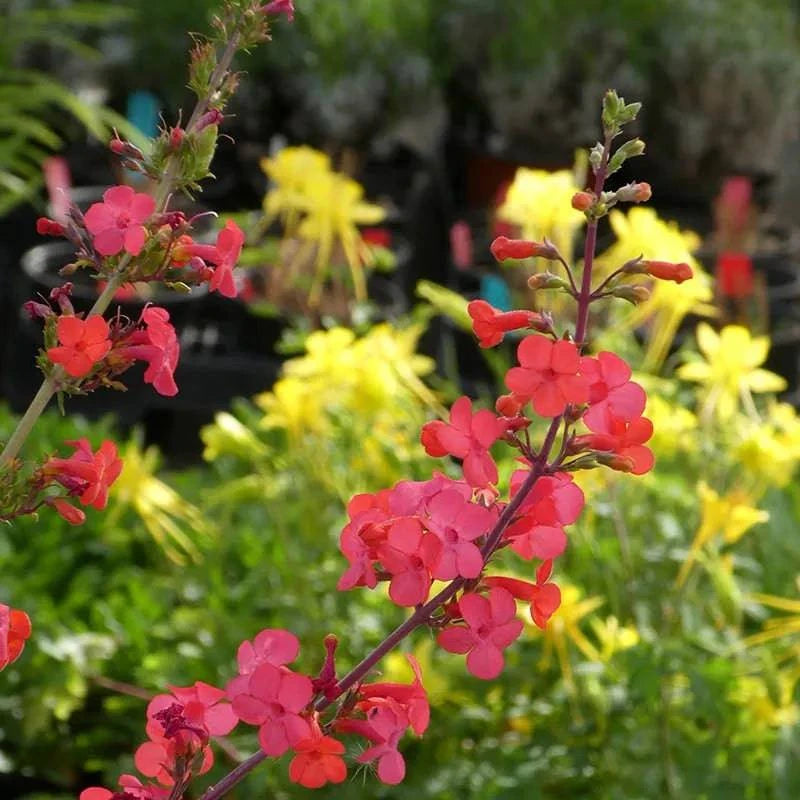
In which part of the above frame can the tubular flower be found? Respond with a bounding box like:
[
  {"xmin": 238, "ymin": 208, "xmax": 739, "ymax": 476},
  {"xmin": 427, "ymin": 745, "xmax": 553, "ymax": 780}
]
[
  {"xmin": 467, "ymin": 299, "xmax": 546, "ymax": 348},
  {"xmin": 177, "ymin": 220, "xmax": 244, "ymax": 298},
  {"xmin": 506, "ymin": 335, "xmax": 589, "ymax": 417},
  {"xmin": 84, "ymin": 185, "xmax": 155, "ymax": 257},
  {"xmin": 47, "ymin": 315, "xmax": 112, "ymax": 377},
  {"xmin": 490, "ymin": 236, "xmax": 555, "ymax": 262},
  {"xmin": 582, "ymin": 410, "xmax": 655, "ymax": 475},
  {"xmin": 119, "ymin": 307, "xmax": 180, "ymax": 396},
  {"xmin": 43, "ymin": 439, "xmax": 123, "ymax": 509}
]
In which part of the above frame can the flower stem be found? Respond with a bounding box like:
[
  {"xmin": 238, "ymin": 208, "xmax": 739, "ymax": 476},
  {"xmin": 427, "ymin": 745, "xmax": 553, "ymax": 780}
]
[
  {"xmin": 0, "ymin": 23, "xmax": 243, "ymax": 469},
  {"xmin": 574, "ymin": 135, "xmax": 612, "ymax": 348}
]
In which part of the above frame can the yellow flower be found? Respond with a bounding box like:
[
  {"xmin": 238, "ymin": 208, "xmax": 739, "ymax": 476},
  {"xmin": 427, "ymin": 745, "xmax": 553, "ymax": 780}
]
[
  {"xmin": 498, "ymin": 166, "xmax": 585, "ymax": 260},
  {"xmin": 735, "ymin": 401, "xmax": 800, "ymax": 489},
  {"xmin": 107, "ymin": 440, "xmax": 211, "ymax": 564},
  {"xmin": 644, "ymin": 393, "xmax": 699, "ymax": 458},
  {"xmin": 260, "ymin": 146, "xmax": 331, "ymax": 228},
  {"xmin": 678, "ymin": 323, "xmax": 786, "ymax": 421},
  {"xmin": 589, "ymin": 615, "xmax": 640, "ymax": 663},
  {"xmin": 259, "ymin": 145, "xmax": 385, "ymax": 306},
  {"xmin": 744, "ymin": 592, "xmax": 800, "ymax": 648},
  {"xmin": 526, "ymin": 584, "xmax": 604, "ymax": 692},
  {"xmin": 595, "ymin": 208, "xmax": 715, "ymax": 369},
  {"xmin": 675, "ymin": 482, "xmax": 768, "ymax": 587},
  {"xmin": 730, "ymin": 672, "xmax": 800, "ymax": 729}
]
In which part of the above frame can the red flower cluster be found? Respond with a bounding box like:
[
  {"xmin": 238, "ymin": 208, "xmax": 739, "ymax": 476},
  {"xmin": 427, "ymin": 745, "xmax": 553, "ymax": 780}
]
[{"xmin": 43, "ymin": 439, "xmax": 123, "ymax": 521}]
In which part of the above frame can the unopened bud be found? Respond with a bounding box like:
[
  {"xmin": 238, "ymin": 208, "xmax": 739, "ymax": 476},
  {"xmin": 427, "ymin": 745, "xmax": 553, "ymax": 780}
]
[
  {"xmin": 496, "ymin": 394, "xmax": 524, "ymax": 417},
  {"xmin": 194, "ymin": 109, "xmax": 224, "ymax": 133},
  {"xmin": 109, "ymin": 137, "xmax": 144, "ymax": 161},
  {"xmin": 596, "ymin": 452, "xmax": 636, "ymax": 472},
  {"xmin": 50, "ymin": 498, "xmax": 86, "ymax": 525},
  {"xmin": 23, "ymin": 300, "xmax": 53, "ymax": 320},
  {"xmin": 169, "ymin": 126, "xmax": 185, "ymax": 150},
  {"xmin": 527, "ymin": 272, "xmax": 569, "ymax": 291},
  {"xmin": 36, "ymin": 217, "xmax": 65, "ymax": 237},
  {"xmin": 642, "ymin": 260, "xmax": 693, "ymax": 284},
  {"xmin": 612, "ymin": 284, "xmax": 650, "ymax": 305},
  {"xmin": 571, "ymin": 191, "xmax": 594, "ymax": 212},
  {"xmin": 490, "ymin": 236, "xmax": 556, "ymax": 262},
  {"xmin": 260, "ymin": 0, "xmax": 295, "ymax": 20},
  {"xmin": 615, "ymin": 181, "xmax": 652, "ymax": 203}
]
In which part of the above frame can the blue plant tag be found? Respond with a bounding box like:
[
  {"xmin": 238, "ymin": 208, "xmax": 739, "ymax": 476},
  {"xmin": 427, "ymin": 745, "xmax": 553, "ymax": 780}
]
[{"xmin": 480, "ymin": 274, "xmax": 512, "ymax": 311}]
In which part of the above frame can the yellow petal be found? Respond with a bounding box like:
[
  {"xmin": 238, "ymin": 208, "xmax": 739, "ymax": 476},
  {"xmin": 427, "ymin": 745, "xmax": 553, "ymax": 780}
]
[
  {"xmin": 747, "ymin": 369, "xmax": 787, "ymax": 394},
  {"xmin": 696, "ymin": 322, "xmax": 720, "ymax": 358}
]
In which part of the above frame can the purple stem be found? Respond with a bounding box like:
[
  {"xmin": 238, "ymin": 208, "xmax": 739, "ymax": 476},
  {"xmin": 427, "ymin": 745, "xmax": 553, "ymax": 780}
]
[{"xmin": 198, "ymin": 129, "xmax": 617, "ymax": 800}]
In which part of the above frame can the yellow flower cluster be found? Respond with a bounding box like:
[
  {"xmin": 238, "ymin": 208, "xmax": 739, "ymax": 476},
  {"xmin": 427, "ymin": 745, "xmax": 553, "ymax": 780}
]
[{"xmin": 260, "ymin": 145, "xmax": 386, "ymax": 305}]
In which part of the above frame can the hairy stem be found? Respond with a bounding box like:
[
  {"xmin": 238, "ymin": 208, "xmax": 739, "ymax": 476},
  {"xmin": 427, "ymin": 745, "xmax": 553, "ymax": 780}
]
[{"xmin": 0, "ymin": 24, "xmax": 242, "ymax": 469}]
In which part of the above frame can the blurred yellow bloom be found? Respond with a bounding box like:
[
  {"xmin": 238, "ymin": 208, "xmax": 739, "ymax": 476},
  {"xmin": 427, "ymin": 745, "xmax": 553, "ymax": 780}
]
[
  {"xmin": 589, "ymin": 615, "xmax": 640, "ymax": 663},
  {"xmin": 595, "ymin": 208, "xmax": 715, "ymax": 369},
  {"xmin": 731, "ymin": 672, "xmax": 800, "ymax": 729},
  {"xmin": 678, "ymin": 323, "xmax": 786, "ymax": 421},
  {"xmin": 261, "ymin": 146, "xmax": 331, "ymax": 228},
  {"xmin": 676, "ymin": 482, "xmax": 768, "ymax": 587},
  {"xmin": 735, "ymin": 401, "xmax": 800, "ymax": 489},
  {"xmin": 108, "ymin": 440, "xmax": 211, "ymax": 564},
  {"xmin": 260, "ymin": 145, "xmax": 385, "ymax": 305},
  {"xmin": 498, "ymin": 166, "xmax": 585, "ymax": 260},
  {"xmin": 744, "ymin": 592, "xmax": 800, "ymax": 648},
  {"xmin": 527, "ymin": 584, "xmax": 604, "ymax": 692},
  {"xmin": 645, "ymin": 393, "xmax": 699, "ymax": 457}
]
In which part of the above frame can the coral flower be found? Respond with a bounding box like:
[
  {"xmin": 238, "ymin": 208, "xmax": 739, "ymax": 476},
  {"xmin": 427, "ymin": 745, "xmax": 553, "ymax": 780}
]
[
  {"xmin": 289, "ymin": 719, "xmax": 347, "ymax": 789},
  {"xmin": 467, "ymin": 299, "xmax": 544, "ymax": 348},
  {"xmin": 506, "ymin": 335, "xmax": 589, "ymax": 417},
  {"xmin": 84, "ymin": 185, "xmax": 155, "ymax": 256},
  {"xmin": 119, "ymin": 307, "xmax": 180, "ymax": 396},
  {"xmin": 437, "ymin": 588, "xmax": 523, "ymax": 679},
  {"xmin": 44, "ymin": 439, "xmax": 123, "ymax": 510},
  {"xmin": 47, "ymin": 315, "xmax": 111, "ymax": 377},
  {"xmin": 0, "ymin": 604, "xmax": 31, "ymax": 670}
]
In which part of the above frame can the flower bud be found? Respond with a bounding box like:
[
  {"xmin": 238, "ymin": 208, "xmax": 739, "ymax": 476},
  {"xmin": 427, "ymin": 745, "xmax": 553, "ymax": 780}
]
[
  {"xmin": 36, "ymin": 217, "xmax": 66, "ymax": 237},
  {"xmin": 612, "ymin": 284, "xmax": 651, "ymax": 305},
  {"xmin": 194, "ymin": 109, "xmax": 224, "ymax": 133},
  {"xmin": 260, "ymin": 0, "xmax": 295, "ymax": 20},
  {"xmin": 50, "ymin": 498, "xmax": 86, "ymax": 525},
  {"xmin": 23, "ymin": 300, "xmax": 53, "ymax": 320},
  {"xmin": 169, "ymin": 126, "xmax": 185, "ymax": 151},
  {"xmin": 641, "ymin": 260, "xmax": 693, "ymax": 284},
  {"xmin": 615, "ymin": 182, "xmax": 652, "ymax": 203},
  {"xmin": 496, "ymin": 394, "xmax": 524, "ymax": 417},
  {"xmin": 527, "ymin": 272, "xmax": 569, "ymax": 291},
  {"xmin": 571, "ymin": 191, "xmax": 594, "ymax": 211},
  {"xmin": 596, "ymin": 452, "xmax": 636, "ymax": 473},
  {"xmin": 109, "ymin": 137, "xmax": 144, "ymax": 161},
  {"xmin": 490, "ymin": 236, "xmax": 556, "ymax": 262}
]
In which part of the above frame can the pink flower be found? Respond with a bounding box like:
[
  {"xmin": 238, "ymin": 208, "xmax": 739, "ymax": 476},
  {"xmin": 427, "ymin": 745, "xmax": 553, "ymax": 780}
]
[
  {"xmin": 355, "ymin": 702, "xmax": 410, "ymax": 785},
  {"xmin": 44, "ymin": 439, "xmax": 123, "ymax": 510},
  {"xmin": 119, "ymin": 307, "xmax": 180, "ymax": 396},
  {"xmin": 236, "ymin": 628, "xmax": 301, "ymax": 674},
  {"xmin": 425, "ymin": 490, "xmax": 493, "ymax": 580},
  {"xmin": 420, "ymin": 396, "xmax": 507, "ymax": 488},
  {"xmin": 146, "ymin": 682, "xmax": 237, "ymax": 739},
  {"xmin": 485, "ymin": 560, "xmax": 562, "ymax": 629},
  {"xmin": 358, "ymin": 654, "xmax": 429, "ymax": 735},
  {"xmin": 388, "ymin": 473, "xmax": 471, "ymax": 517},
  {"xmin": 47, "ymin": 315, "xmax": 111, "ymax": 377},
  {"xmin": 262, "ymin": 0, "xmax": 295, "ymax": 21},
  {"xmin": 79, "ymin": 774, "xmax": 169, "ymax": 800},
  {"xmin": 228, "ymin": 663, "xmax": 312, "ymax": 756},
  {"xmin": 377, "ymin": 518, "xmax": 433, "ymax": 607},
  {"xmin": 506, "ymin": 336, "xmax": 589, "ymax": 417},
  {"xmin": 580, "ymin": 352, "xmax": 646, "ymax": 429},
  {"xmin": 583, "ymin": 410, "xmax": 654, "ymax": 475},
  {"xmin": 467, "ymin": 299, "xmax": 544, "ymax": 348},
  {"xmin": 84, "ymin": 185, "xmax": 155, "ymax": 256},
  {"xmin": 437, "ymin": 588, "xmax": 523, "ymax": 679},
  {"xmin": 178, "ymin": 220, "xmax": 244, "ymax": 298}
]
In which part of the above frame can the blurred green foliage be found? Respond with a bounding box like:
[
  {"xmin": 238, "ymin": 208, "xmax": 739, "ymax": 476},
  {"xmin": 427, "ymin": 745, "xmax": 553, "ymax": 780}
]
[{"xmin": 1, "ymin": 2, "xmax": 145, "ymax": 215}]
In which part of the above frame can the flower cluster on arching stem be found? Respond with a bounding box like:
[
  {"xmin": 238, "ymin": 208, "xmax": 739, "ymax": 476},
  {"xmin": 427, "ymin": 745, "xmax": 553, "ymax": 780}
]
[
  {"xmin": 0, "ymin": 0, "xmax": 295, "ymax": 697},
  {"xmin": 76, "ymin": 90, "xmax": 698, "ymax": 799}
]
